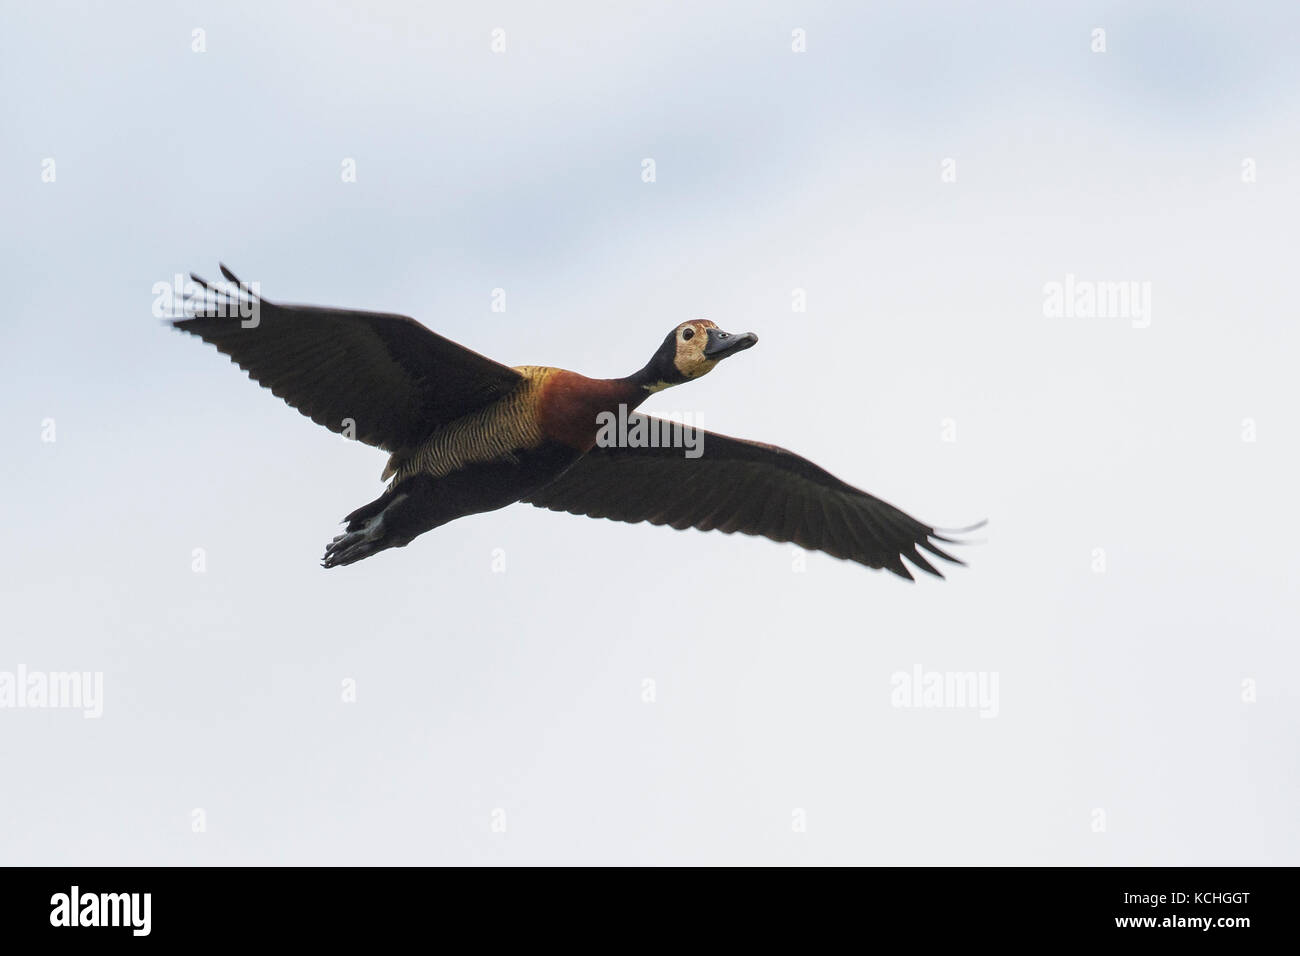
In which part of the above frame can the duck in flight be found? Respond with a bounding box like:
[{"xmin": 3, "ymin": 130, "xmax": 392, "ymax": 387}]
[{"xmin": 173, "ymin": 266, "xmax": 980, "ymax": 579}]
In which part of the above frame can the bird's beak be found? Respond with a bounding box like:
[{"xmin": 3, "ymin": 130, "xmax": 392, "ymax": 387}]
[{"xmin": 703, "ymin": 328, "xmax": 759, "ymax": 359}]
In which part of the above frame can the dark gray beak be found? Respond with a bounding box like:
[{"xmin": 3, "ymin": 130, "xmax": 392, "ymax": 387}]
[{"xmin": 703, "ymin": 328, "xmax": 759, "ymax": 359}]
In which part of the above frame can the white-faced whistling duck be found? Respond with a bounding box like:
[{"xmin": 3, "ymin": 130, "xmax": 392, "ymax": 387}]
[{"xmin": 173, "ymin": 266, "xmax": 982, "ymax": 579}]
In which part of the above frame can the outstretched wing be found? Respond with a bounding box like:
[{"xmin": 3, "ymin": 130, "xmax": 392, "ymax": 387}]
[
  {"xmin": 171, "ymin": 265, "xmax": 523, "ymax": 451},
  {"xmin": 524, "ymin": 415, "xmax": 979, "ymax": 579}
]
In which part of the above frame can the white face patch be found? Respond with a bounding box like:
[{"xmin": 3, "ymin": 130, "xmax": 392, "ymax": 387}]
[{"xmin": 672, "ymin": 320, "xmax": 719, "ymax": 379}]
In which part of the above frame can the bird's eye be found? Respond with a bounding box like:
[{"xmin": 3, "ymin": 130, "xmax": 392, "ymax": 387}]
[{"xmin": 681, "ymin": 328, "xmax": 695, "ymax": 341}]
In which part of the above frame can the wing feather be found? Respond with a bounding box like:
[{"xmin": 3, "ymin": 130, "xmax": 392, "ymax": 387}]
[
  {"xmin": 526, "ymin": 414, "xmax": 980, "ymax": 579},
  {"xmin": 172, "ymin": 267, "xmax": 523, "ymax": 451}
]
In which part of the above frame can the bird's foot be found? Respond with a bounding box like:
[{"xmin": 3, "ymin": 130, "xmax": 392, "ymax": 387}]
[{"xmin": 321, "ymin": 513, "xmax": 385, "ymax": 568}]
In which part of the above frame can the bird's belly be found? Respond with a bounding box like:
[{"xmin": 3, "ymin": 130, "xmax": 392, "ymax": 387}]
[{"xmin": 382, "ymin": 441, "xmax": 585, "ymax": 541}]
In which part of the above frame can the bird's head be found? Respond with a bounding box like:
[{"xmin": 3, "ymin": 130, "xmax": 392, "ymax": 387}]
[{"xmin": 639, "ymin": 320, "xmax": 758, "ymax": 392}]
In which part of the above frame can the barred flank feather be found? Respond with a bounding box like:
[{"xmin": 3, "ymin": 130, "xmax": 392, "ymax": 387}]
[{"xmin": 383, "ymin": 367, "xmax": 554, "ymax": 483}]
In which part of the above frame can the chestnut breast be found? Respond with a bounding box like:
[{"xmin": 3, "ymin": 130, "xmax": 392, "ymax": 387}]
[{"xmin": 533, "ymin": 368, "xmax": 641, "ymax": 452}]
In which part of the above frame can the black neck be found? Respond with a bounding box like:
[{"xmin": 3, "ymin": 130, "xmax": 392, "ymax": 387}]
[
  {"xmin": 624, "ymin": 364, "xmax": 667, "ymax": 396},
  {"xmin": 623, "ymin": 333, "xmax": 683, "ymax": 395}
]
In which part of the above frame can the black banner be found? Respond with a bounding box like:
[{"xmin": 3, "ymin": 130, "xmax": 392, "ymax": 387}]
[{"xmin": 0, "ymin": 866, "xmax": 1283, "ymax": 942}]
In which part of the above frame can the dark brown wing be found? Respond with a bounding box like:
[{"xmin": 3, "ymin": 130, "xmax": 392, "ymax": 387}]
[
  {"xmin": 171, "ymin": 265, "xmax": 523, "ymax": 451},
  {"xmin": 524, "ymin": 414, "xmax": 979, "ymax": 579}
]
